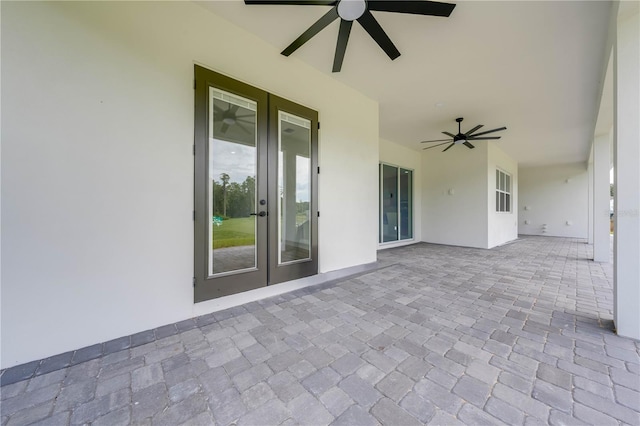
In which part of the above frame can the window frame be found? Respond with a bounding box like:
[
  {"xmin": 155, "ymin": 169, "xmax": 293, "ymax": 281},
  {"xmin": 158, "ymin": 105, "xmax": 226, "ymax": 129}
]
[{"xmin": 495, "ymin": 168, "xmax": 512, "ymax": 213}]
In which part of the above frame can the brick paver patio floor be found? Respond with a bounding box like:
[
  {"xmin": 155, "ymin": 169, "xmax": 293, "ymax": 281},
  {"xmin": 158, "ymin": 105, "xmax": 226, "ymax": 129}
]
[{"xmin": 1, "ymin": 236, "xmax": 639, "ymax": 425}]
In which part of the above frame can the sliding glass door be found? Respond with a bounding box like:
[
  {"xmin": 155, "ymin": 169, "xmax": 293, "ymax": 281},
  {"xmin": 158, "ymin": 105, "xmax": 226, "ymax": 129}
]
[{"xmin": 380, "ymin": 164, "xmax": 413, "ymax": 243}]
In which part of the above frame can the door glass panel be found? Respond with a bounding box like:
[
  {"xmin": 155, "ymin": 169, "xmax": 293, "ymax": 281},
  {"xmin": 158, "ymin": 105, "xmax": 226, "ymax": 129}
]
[
  {"xmin": 382, "ymin": 164, "xmax": 398, "ymax": 242},
  {"xmin": 399, "ymin": 169, "xmax": 413, "ymax": 240},
  {"xmin": 209, "ymin": 88, "xmax": 258, "ymax": 276},
  {"xmin": 278, "ymin": 111, "xmax": 311, "ymax": 264}
]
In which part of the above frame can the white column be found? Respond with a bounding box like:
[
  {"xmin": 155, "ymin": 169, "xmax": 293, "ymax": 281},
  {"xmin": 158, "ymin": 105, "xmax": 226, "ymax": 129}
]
[
  {"xmin": 613, "ymin": 7, "xmax": 640, "ymax": 340},
  {"xmin": 587, "ymin": 154, "xmax": 594, "ymax": 245},
  {"xmin": 593, "ymin": 134, "xmax": 610, "ymax": 262}
]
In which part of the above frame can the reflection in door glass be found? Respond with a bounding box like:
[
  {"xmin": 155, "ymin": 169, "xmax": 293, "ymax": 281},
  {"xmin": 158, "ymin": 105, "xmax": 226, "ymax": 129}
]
[
  {"xmin": 399, "ymin": 169, "xmax": 412, "ymax": 240},
  {"xmin": 278, "ymin": 112, "xmax": 311, "ymax": 264},
  {"xmin": 381, "ymin": 164, "xmax": 398, "ymax": 242},
  {"xmin": 208, "ymin": 88, "xmax": 258, "ymax": 276}
]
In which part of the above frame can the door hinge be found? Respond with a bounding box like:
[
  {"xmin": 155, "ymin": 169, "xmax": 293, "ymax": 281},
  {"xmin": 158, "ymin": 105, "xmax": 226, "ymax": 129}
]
[
  {"xmin": 193, "ymin": 145, "xmax": 196, "ymax": 155},
  {"xmin": 317, "ymin": 122, "xmax": 320, "ymax": 130},
  {"xmin": 193, "ymin": 210, "xmax": 196, "ymax": 221},
  {"xmin": 317, "ymin": 211, "xmax": 320, "ymax": 217},
  {"xmin": 193, "ymin": 277, "xmax": 196, "ymax": 287},
  {"xmin": 317, "ymin": 166, "xmax": 320, "ymax": 174}
]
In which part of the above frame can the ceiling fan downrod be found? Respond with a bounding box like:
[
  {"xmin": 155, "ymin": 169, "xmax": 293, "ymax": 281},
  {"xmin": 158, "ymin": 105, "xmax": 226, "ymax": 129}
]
[{"xmin": 456, "ymin": 117, "xmax": 464, "ymax": 143}]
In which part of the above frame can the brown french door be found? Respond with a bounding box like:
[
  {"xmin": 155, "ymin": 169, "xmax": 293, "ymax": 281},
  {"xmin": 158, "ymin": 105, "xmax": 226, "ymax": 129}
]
[{"xmin": 194, "ymin": 66, "xmax": 318, "ymax": 302}]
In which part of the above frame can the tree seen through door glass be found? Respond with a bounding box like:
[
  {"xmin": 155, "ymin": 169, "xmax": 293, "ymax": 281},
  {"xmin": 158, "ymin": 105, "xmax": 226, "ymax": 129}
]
[
  {"xmin": 278, "ymin": 111, "xmax": 311, "ymax": 264},
  {"xmin": 209, "ymin": 88, "xmax": 258, "ymax": 276}
]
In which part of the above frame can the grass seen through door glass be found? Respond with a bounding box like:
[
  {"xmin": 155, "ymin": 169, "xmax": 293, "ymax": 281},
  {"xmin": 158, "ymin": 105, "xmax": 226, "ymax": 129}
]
[{"xmin": 212, "ymin": 217, "xmax": 255, "ymax": 249}]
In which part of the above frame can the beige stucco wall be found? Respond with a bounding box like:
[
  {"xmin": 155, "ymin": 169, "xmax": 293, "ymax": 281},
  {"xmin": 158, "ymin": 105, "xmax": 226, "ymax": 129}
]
[{"xmin": 1, "ymin": 1, "xmax": 379, "ymax": 367}]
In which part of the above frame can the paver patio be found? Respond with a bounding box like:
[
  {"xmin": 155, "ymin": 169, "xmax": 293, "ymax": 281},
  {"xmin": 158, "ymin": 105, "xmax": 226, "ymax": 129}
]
[{"xmin": 1, "ymin": 236, "xmax": 639, "ymax": 425}]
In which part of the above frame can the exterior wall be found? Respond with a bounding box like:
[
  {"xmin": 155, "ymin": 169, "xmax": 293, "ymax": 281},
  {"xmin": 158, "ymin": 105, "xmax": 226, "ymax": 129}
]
[
  {"xmin": 487, "ymin": 144, "xmax": 519, "ymax": 248},
  {"xmin": 518, "ymin": 164, "xmax": 589, "ymax": 238},
  {"xmin": 613, "ymin": 5, "xmax": 640, "ymax": 340},
  {"xmin": 1, "ymin": 2, "xmax": 379, "ymax": 367},
  {"xmin": 422, "ymin": 143, "xmax": 489, "ymax": 249},
  {"xmin": 378, "ymin": 139, "xmax": 422, "ymax": 248}
]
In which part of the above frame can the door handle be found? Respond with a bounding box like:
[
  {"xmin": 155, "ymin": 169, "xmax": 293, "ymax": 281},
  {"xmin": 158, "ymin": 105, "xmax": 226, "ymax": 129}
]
[{"xmin": 250, "ymin": 211, "xmax": 267, "ymax": 217}]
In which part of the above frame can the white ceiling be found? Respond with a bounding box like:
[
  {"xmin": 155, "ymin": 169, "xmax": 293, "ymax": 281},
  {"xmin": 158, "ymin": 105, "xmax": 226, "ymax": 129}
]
[{"xmin": 199, "ymin": 0, "xmax": 613, "ymax": 167}]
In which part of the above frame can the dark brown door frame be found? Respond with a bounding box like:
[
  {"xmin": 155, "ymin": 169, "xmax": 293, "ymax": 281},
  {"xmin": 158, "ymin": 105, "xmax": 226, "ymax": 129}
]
[
  {"xmin": 194, "ymin": 65, "xmax": 319, "ymax": 302},
  {"xmin": 194, "ymin": 66, "xmax": 268, "ymax": 302},
  {"xmin": 268, "ymin": 94, "xmax": 319, "ymax": 285}
]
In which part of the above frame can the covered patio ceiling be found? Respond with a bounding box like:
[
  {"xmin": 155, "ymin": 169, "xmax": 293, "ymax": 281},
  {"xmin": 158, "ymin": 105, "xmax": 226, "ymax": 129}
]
[{"xmin": 200, "ymin": 0, "xmax": 612, "ymax": 167}]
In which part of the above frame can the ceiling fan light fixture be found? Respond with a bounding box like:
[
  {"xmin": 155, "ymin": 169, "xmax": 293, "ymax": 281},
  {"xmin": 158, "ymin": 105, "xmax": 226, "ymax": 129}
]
[
  {"xmin": 337, "ymin": 0, "xmax": 367, "ymax": 21},
  {"xmin": 222, "ymin": 117, "xmax": 236, "ymax": 125}
]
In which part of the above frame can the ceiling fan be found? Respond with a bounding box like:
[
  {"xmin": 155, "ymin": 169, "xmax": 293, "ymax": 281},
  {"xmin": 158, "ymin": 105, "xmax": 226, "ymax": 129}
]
[
  {"xmin": 213, "ymin": 102, "xmax": 254, "ymax": 135},
  {"xmin": 421, "ymin": 117, "xmax": 507, "ymax": 152},
  {"xmin": 244, "ymin": 0, "xmax": 456, "ymax": 72}
]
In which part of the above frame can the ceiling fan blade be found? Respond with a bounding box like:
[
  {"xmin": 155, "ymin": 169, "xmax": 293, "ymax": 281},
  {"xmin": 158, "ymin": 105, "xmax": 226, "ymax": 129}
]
[
  {"xmin": 464, "ymin": 124, "xmax": 483, "ymax": 136},
  {"xmin": 421, "ymin": 138, "xmax": 453, "ymax": 143},
  {"xmin": 282, "ymin": 8, "xmax": 340, "ymax": 56},
  {"xmin": 245, "ymin": 0, "xmax": 336, "ymax": 5},
  {"xmin": 333, "ymin": 20, "xmax": 353, "ymax": 72},
  {"xmin": 213, "ymin": 104, "xmax": 225, "ymax": 114},
  {"xmin": 468, "ymin": 126, "xmax": 506, "ymax": 137},
  {"xmin": 467, "ymin": 136, "xmax": 501, "ymax": 140},
  {"xmin": 442, "ymin": 142, "xmax": 456, "ymax": 152},
  {"xmin": 235, "ymin": 118, "xmax": 254, "ymax": 125},
  {"xmin": 357, "ymin": 10, "xmax": 400, "ymax": 60},
  {"xmin": 220, "ymin": 123, "xmax": 230, "ymax": 134},
  {"xmin": 423, "ymin": 141, "xmax": 450, "ymax": 150},
  {"xmin": 236, "ymin": 124, "xmax": 251, "ymax": 134},
  {"xmin": 463, "ymin": 141, "xmax": 475, "ymax": 149},
  {"xmin": 229, "ymin": 105, "xmax": 240, "ymax": 114},
  {"xmin": 442, "ymin": 131, "xmax": 455, "ymax": 138},
  {"xmin": 236, "ymin": 113, "xmax": 254, "ymax": 118},
  {"xmin": 367, "ymin": 1, "xmax": 456, "ymax": 17}
]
